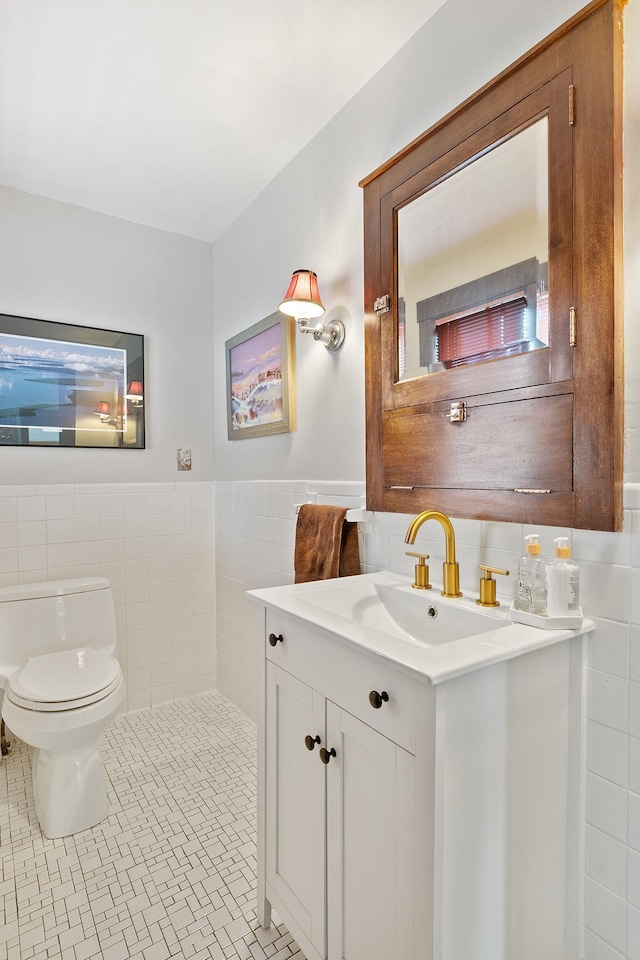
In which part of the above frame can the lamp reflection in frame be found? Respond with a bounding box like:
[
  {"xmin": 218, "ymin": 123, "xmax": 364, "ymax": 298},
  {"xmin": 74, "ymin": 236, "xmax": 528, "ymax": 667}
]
[
  {"xmin": 126, "ymin": 381, "xmax": 144, "ymax": 407},
  {"xmin": 93, "ymin": 400, "xmax": 130, "ymax": 446},
  {"xmin": 94, "ymin": 401, "xmax": 116, "ymax": 425},
  {"xmin": 94, "ymin": 399, "xmax": 129, "ymax": 427},
  {"xmin": 278, "ymin": 269, "xmax": 345, "ymax": 352}
]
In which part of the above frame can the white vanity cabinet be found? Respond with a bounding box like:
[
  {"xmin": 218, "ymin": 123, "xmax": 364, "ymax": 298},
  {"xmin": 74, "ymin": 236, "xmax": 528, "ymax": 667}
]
[
  {"xmin": 262, "ymin": 611, "xmax": 419, "ymax": 960},
  {"xmin": 253, "ymin": 581, "xmax": 588, "ymax": 960}
]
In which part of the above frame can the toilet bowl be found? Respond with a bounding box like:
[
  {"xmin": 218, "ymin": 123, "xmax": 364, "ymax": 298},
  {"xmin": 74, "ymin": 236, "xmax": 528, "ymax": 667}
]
[{"xmin": 0, "ymin": 578, "xmax": 125, "ymax": 839}]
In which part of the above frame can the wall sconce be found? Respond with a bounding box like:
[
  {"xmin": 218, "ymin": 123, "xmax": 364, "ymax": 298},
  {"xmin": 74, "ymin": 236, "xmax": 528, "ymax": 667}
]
[
  {"xmin": 126, "ymin": 381, "xmax": 144, "ymax": 407},
  {"xmin": 278, "ymin": 269, "xmax": 345, "ymax": 352}
]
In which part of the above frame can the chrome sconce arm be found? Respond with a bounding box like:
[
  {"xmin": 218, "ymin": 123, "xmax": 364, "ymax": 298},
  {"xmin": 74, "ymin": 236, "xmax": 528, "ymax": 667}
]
[{"xmin": 296, "ymin": 316, "xmax": 345, "ymax": 351}]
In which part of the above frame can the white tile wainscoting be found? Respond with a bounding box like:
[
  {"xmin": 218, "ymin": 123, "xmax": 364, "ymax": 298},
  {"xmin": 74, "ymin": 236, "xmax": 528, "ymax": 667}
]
[
  {"xmin": 2, "ymin": 476, "xmax": 640, "ymax": 957},
  {"xmin": 0, "ymin": 481, "xmax": 216, "ymax": 712},
  {"xmin": 215, "ymin": 479, "xmax": 640, "ymax": 960},
  {"xmin": 215, "ymin": 481, "xmax": 367, "ymax": 719}
]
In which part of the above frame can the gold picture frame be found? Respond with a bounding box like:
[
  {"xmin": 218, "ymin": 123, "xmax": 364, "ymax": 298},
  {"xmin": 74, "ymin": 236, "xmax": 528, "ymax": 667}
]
[{"xmin": 225, "ymin": 311, "xmax": 296, "ymax": 440}]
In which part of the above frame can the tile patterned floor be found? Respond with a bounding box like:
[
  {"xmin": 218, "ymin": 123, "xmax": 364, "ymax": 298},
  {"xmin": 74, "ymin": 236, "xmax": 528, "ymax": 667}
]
[{"xmin": 0, "ymin": 693, "xmax": 305, "ymax": 960}]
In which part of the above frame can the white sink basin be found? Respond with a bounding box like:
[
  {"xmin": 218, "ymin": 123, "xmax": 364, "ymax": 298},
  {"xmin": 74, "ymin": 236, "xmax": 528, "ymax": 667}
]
[
  {"xmin": 249, "ymin": 571, "xmax": 594, "ymax": 685},
  {"xmin": 374, "ymin": 581, "xmax": 508, "ymax": 644},
  {"xmin": 299, "ymin": 574, "xmax": 508, "ymax": 646}
]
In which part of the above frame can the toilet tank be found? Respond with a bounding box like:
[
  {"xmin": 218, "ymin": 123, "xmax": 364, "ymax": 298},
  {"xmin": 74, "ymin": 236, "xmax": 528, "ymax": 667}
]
[{"xmin": 0, "ymin": 577, "xmax": 117, "ymax": 684}]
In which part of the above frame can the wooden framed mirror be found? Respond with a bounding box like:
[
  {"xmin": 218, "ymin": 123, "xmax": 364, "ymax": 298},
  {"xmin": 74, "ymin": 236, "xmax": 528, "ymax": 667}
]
[{"xmin": 361, "ymin": 0, "xmax": 624, "ymax": 531}]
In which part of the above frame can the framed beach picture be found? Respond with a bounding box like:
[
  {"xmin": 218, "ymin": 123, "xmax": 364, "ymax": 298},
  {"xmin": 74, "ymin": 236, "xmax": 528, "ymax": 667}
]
[
  {"xmin": 226, "ymin": 312, "xmax": 296, "ymax": 440},
  {"xmin": 0, "ymin": 313, "xmax": 145, "ymax": 448}
]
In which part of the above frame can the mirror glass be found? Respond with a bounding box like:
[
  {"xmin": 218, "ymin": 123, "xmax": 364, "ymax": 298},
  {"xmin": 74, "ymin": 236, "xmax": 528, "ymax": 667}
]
[{"xmin": 397, "ymin": 117, "xmax": 549, "ymax": 381}]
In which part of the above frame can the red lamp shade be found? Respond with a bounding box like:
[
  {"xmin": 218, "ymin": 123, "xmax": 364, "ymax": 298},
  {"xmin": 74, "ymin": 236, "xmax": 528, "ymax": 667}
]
[
  {"xmin": 279, "ymin": 269, "xmax": 325, "ymax": 320},
  {"xmin": 126, "ymin": 381, "xmax": 143, "ymax": 398},
  {"xmin": 95, "ymin": 401, "xmax": 111, "ymax": 416}
]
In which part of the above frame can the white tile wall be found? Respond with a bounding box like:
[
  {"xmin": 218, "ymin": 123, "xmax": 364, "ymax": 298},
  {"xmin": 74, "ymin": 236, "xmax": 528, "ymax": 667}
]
[
  {"xmin": 0, "ymin": 481, "xmax": 215, "ymax": 712},
  {"xmin": 3, "ymin": 475, "xmax": 638, "ymax": 954},
  {"xmin": 214, "ymin": 479, "xmax": 640, "ymax": 960},
  {"xmin": 214, "ymin": 480, "xmax": 366, "ymax": 720}
]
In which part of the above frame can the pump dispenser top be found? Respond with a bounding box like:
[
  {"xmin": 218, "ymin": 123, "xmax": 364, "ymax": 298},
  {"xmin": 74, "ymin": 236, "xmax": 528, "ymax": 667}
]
[
  {"xmin": 553, "ymin": 536, "xmax": 571, "ymax": 558},
  {"xmin": 525, "ymin": 534, "xmax": 541, "ymax": 555}
]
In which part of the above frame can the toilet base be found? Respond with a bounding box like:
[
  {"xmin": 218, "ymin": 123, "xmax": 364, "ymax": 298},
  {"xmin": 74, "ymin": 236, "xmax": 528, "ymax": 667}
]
[
  {"xmin": 32, "ymin": 743, "xmax": 109, "ymax": 839},
  {"xmin": 1, "ymin": 676, "xmax": 125, "ymax": 839}
]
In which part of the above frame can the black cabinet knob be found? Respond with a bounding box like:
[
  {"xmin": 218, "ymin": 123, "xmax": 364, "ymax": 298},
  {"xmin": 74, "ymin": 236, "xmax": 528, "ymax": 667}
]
[
  {"xmin": 319, "ymin": 747, "xmax": 337, "ymax": 765},
  {"xmin": 369, "ymin": 690, "xmax": 389, "ymax": 709},
  {"xmin": 268, "ymin": 633, "xmax": 284, "ymax": 647},
  {"xmin": 305, "ymin": 735, "xmax": 321, "ymax": 751}
]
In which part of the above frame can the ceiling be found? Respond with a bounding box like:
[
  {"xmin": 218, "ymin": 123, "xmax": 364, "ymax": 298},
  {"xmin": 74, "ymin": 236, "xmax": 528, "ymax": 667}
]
[{"xmin": 0, "ymin": 0, "xmax": 448, "ymax": 242}]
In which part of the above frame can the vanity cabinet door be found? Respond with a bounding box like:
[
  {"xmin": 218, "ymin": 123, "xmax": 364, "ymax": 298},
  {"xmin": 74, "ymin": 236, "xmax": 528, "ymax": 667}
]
[
  {"xmin": 325, "ymin": 702, "xmax": 416, "ymax": 960},
  {"xmin": 266, "ymin": 662, "xmax": 327, "ymax": 959}
]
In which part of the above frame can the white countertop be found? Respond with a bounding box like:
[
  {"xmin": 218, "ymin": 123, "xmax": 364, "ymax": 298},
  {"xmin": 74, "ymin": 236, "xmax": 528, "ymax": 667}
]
[{"xmin": 248, "ymin": 571, "xmax": 594, "ymax": 685}]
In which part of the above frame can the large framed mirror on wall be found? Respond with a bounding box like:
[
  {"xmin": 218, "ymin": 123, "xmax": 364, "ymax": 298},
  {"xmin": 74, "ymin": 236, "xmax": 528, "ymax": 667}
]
[{"xmin": 361, "ymin": 0, "xmax": 624, "ymax": 531}]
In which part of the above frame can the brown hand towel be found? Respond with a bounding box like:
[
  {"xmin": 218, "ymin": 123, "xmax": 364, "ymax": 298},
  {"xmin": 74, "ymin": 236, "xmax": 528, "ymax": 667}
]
[{"xmin": 294, "ymin": 504, "xmax": 361, "ymax": 584}]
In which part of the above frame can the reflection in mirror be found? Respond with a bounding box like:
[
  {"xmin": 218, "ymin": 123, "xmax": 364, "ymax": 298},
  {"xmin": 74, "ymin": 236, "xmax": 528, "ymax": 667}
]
[{"xmin": 397, "ymin": 117, "xmax": 549, "ymax": 381}]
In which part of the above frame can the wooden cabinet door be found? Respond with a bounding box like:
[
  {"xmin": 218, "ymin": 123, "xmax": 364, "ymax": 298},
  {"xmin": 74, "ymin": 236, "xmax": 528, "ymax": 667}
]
[
  {"xmin": 325, "ymin": 703, "xmax": 417, "ymax": 960},
  {"xmin": 266, "ymin": 663, "xmax": 327, "ymax": 958}
]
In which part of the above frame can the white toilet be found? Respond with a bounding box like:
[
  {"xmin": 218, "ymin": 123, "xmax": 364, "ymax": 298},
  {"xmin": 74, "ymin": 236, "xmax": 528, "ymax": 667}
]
[{"xmin": 0, "ymin": 577, "xmax": 125, "ymax": 839}]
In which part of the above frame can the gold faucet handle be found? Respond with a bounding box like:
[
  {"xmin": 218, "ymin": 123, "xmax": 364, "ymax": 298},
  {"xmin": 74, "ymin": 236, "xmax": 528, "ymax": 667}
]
[
  {"xmin": 477, "ymin": 565, "xmax": 510, "ymax": 607},
  {"xmin": 405, "ymin": 551, "xmax": 431, "ymax": 590}
]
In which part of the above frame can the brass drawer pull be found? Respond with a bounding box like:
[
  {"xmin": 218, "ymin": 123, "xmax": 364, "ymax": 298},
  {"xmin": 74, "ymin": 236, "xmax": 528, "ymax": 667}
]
[
  {"xmin": 319, "ymin": 747, "xmax": 337, "ymax": 764},
  {"xmin": 305, "ymin": 735, "xmax": 321, "ymax": 751},
  {"xmin": 369, "ymin": 690, "xmax": 389, "ymax": 709},
  {"xmin": 268, "ymin": 633, "xmax": 284, "ymax": 647}
]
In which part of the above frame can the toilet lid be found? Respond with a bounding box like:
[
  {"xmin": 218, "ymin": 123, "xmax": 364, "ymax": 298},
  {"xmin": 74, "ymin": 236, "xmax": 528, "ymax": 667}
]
[
  {"xmin": 8, "ymin": 648, "xmax": 121, "ymax": 704},
  {"xmin": 6, "ymin": 671, "xmax": 123, "ymax": 712}
]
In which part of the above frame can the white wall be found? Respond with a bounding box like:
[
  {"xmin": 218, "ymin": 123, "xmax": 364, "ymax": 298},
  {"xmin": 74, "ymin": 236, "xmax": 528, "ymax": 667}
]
[
  {"xmin": 0, "ymin": 185, "xmax": 215, "ymax": 485},
  {"xmin": 0, "ymin": 186, "xmax": 218, "ymax": 707},
  {"xmin": 0, "ymin": 480, "xmax": 216, "ymax": 711},
  {"xmin": 213, "ymin": 0, "xmax": 639, "ymax": 482}
]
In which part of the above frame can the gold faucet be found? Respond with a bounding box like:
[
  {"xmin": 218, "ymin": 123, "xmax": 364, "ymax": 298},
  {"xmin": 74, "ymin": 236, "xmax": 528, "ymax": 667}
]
[{"xmin": 404, "ymin": 510, "xmax": 462, "ymax": 598}]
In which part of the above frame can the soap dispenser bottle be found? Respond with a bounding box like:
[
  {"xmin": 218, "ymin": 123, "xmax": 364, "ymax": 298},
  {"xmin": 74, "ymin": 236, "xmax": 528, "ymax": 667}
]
[
  {"xmin": 546, "ymin": 537, "xmax": 580, "ymax": 616},
  {"xmin": 516, "ymin": 533, "xmax": 546, "ymax": 613}
]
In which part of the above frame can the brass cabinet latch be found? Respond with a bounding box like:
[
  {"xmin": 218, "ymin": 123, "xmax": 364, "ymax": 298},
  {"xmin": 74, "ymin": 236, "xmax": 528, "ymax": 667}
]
[
  {"xmin": 373, "ymin": 294, "xmax": 390, "ymax": 315},
  {"xmin": 446, "ymin": 401, "xmax": 467, "ymax": 423},
  {"xmin": 514, "ymin": 488, "xmax": 552, "ymax": 494},
  {"xmin": 569, "ymin": 84, "xmax": 575, "ymax": 125}
]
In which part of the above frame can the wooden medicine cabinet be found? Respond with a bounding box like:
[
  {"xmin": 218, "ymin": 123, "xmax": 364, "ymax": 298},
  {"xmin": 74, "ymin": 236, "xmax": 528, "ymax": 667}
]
[{"xmin": 361, "ymin": 0, "xmax": 624, "ymax": 531}]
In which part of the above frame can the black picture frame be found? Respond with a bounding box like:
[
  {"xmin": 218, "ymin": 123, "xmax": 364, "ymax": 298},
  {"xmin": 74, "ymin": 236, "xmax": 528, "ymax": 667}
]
[{"xmin": 0, "ymin": 313, "xmax": 145, "ymax": 448}]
